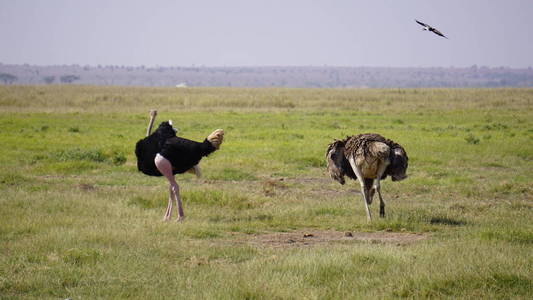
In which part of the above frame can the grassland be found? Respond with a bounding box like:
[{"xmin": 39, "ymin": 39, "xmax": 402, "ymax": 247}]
[{"xmin": 1, "ymin": 85, "xmax": 532, "ymax": 299}]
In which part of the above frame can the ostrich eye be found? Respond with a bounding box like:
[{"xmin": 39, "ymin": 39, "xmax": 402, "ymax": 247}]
[{"xmin": 331, "ymin": 153, "xmax": 336, "ymax": 159}]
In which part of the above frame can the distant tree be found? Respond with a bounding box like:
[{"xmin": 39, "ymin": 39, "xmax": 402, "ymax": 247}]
[
  {"xmin": 43, "ymin": 76, "xmax": 56, "ymax": 84},
  {"xmin": 60, "ymin": 75, "xmax": 80, "ymax": 83},
  {"xmin": 0, "ymin": 73, "xmax": 18, "ymax": 84}
]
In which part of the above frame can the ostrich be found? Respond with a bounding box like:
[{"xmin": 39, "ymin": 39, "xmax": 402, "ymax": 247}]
[
  {"xmin": 135, "ymin": 110, "xmax": 224, "ymax": 221},
  {"xmin": 325, "ymin": 133, "xmax": 408, "ymax": 221}
]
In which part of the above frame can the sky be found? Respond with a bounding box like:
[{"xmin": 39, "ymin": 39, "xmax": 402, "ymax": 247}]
[{"xmin": 1, "ymin": 0, "xmax": 532, "ymax": 68}]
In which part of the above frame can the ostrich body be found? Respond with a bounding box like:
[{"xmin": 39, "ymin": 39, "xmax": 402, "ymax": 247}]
[
  {"xmin": 326, "ymin": 133, "xmax": 408, "ymax": 221},
  {"xmin": 135, "ymin": 110, "xmax": 224, "ymax": 221}
]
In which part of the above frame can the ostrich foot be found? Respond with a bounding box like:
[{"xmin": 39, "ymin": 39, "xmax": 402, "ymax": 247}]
[
  {"xmin": 163, "ymin": 198, "xmax": 172, "ymax": 221},
  {"xmin": 176, "ymin": 215, "xmax": 186, "ymax": 222}
]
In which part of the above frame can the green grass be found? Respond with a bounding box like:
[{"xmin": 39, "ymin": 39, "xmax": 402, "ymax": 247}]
[{"xmin": 0, "ymin": 85, "xmax": 532, "ymax": 299}]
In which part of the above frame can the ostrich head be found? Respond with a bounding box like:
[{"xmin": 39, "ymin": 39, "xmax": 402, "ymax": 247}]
[
  {"xmin": 326, "ymin": 140, "xmax": 347, "ymax": 185},
  {"xmin": 207, "ymin": 129, "xmax": 224, "ymax": 149},
  {"xmin": 155, "ymin": 121, "xmax": 177, "ymax": 138},
  {"xmin": 387, "ymin": 147, "xmax": 409, "ymax": 181}
]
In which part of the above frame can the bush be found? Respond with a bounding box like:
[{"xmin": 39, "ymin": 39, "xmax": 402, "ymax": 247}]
[
  {"xmin": 111, "ymin": 151, "xmax": 127, "ymax": 166},
  {"xmin": 465, "ymin": 134, "xmax": 480, "ymax": 144}
]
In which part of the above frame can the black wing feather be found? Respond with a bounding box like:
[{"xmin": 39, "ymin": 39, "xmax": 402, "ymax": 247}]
[
  {"xmin": 415, "ymin": 19, "xmax": 427, "ymax": 27},
  {"xmin": 430, "ymin": 28, "xmax": 448, "ymax": 38}
]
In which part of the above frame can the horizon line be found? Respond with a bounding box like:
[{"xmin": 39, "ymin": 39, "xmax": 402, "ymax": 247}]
[{"xmin": 1, "ymin": 62, "xmax": 532, "ymax": 70}]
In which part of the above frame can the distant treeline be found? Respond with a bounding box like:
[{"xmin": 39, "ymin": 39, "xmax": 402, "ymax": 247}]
[{"xmin": 1, "ymin": 63, "xmax": 532, "ymax": 88}]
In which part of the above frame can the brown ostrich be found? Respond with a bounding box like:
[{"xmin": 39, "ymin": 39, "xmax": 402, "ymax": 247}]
[
  {"xmin": 135, "ymin": 110, "xmax": 224, "ymax": 221},
  {"xmin": 325, "ymin": 133, "xmax": 408, "ymax": 221}
]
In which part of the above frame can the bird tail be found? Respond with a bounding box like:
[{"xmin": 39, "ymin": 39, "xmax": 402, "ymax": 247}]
[{"xmin": 207, "ymin": 129, "xmax": 224, "ymax": 149}]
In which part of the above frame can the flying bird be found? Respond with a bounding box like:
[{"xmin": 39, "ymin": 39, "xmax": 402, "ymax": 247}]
[{"xmin": 415, "ymin": 19, "xmax": 448, "ymax": 39}]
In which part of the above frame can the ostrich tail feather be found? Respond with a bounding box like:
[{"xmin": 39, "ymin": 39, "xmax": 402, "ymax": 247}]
[{"xmin": 207, "ymin": 129, "xmax": 224, "ymax": 149}]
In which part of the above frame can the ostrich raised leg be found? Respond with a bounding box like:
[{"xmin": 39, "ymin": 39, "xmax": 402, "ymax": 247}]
[
  {"xmin": 348, "ymin": 156, "xmax": 372, "ymax": 221},
  {"xmin": 155, "ymin": 154, "xmax": 184, "ymax": 222},
  {"xmin": 186, "ymin": 164, "xmax": 202, "ymax": 178}
]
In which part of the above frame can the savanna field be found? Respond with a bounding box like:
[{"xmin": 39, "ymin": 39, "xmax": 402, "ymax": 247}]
[{"xmin": 0, "ymin": 86, "xmax": 532, "ymax": 299}]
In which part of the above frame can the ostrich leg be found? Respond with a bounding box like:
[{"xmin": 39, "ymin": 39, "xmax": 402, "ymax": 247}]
[
  {"xmin": 172, "ymin": 183, "xmax": 184, "ymax": 221},
  {"xmin": 186, "ymin": 164, "xmax": 202, "ymax": 178},
  {"xmin": 192, "ymin": 165, "xmax": 201, "ymax": 178},
  {"xmin": 163, "ymin": 185, "xmax": 173, "ymax": 221},
  {"xmin": 348, "ymin": 157, "xmax": 372, "ymax": 221},
  {"xmin": 377, "ymin": 186, "xmax": 386, "ymax": 218},
  {"xmin": 373, "ymin": 162, "xmax": 389, "ymax": 218},
  {"xmin": 155, "ymin": 154, "xmax": 185, "ymax": 221}
]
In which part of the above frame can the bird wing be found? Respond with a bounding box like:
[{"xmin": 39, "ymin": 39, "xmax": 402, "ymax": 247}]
[
  {"xmin": 430, "ymin": 28, "xmax": 448, "ymax": 38},
  {"xmin": 415, "ymin": 20, "xmax": 428, "ymax": 27}
]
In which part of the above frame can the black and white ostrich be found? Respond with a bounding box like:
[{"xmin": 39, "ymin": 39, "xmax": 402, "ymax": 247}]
[
  {"xmin": 326, "ymin": 133, "xmax": 408, "ymax": 221},
  {"xmin": 135, "ymin": 110, "xmax": 224, "ymax": 221}
]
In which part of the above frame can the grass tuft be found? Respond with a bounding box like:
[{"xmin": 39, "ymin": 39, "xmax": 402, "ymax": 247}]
[
  {"xmin": 128, "ymin": 196, "xmax": 161, "ymax": 209},
  {"xmin": 208, "ymin": 167, "xmax": 256, "ymax": 181},
  {"xmin": 183, "ymin": 189, "xmax": 263, "ymax": 210},
  {"xmin": 62, "ymin": 248, "xmax": 102, "ymax": 266},
  {"xmin": 52, "ymin": 148, "xmax": 107, "ymax": 162},
  {"xmin": 479, "ymin": 229, "xmax": 533, "ymax": 244}
]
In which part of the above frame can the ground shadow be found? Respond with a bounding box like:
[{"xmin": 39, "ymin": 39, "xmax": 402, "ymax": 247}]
[{"xmin": 430, "ymin": 216, "xmax": 466, "ymax": 226}]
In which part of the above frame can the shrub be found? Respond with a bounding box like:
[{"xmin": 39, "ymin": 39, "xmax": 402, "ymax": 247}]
[
  {"xmin": 465, "ymin": 134, "xmax": 480, "ymax": 144},
  {"xmin": 111, "ymin": 151, "xmax": 127, "ymax": 166}
]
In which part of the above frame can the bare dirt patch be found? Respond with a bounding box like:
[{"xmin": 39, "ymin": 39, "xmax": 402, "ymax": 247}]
[
  {"xmin": 78, "ymin": 183, "xmax": 96, "ymax": 191},
  {"xmin": 234, "ymin": 229, "xmax": 427, "ymax": 248}
]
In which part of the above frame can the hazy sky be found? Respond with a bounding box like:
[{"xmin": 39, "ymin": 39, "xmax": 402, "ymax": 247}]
[{"xmin": 1, "ymin": 0, "xmax": 532, "ymax": 68}]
